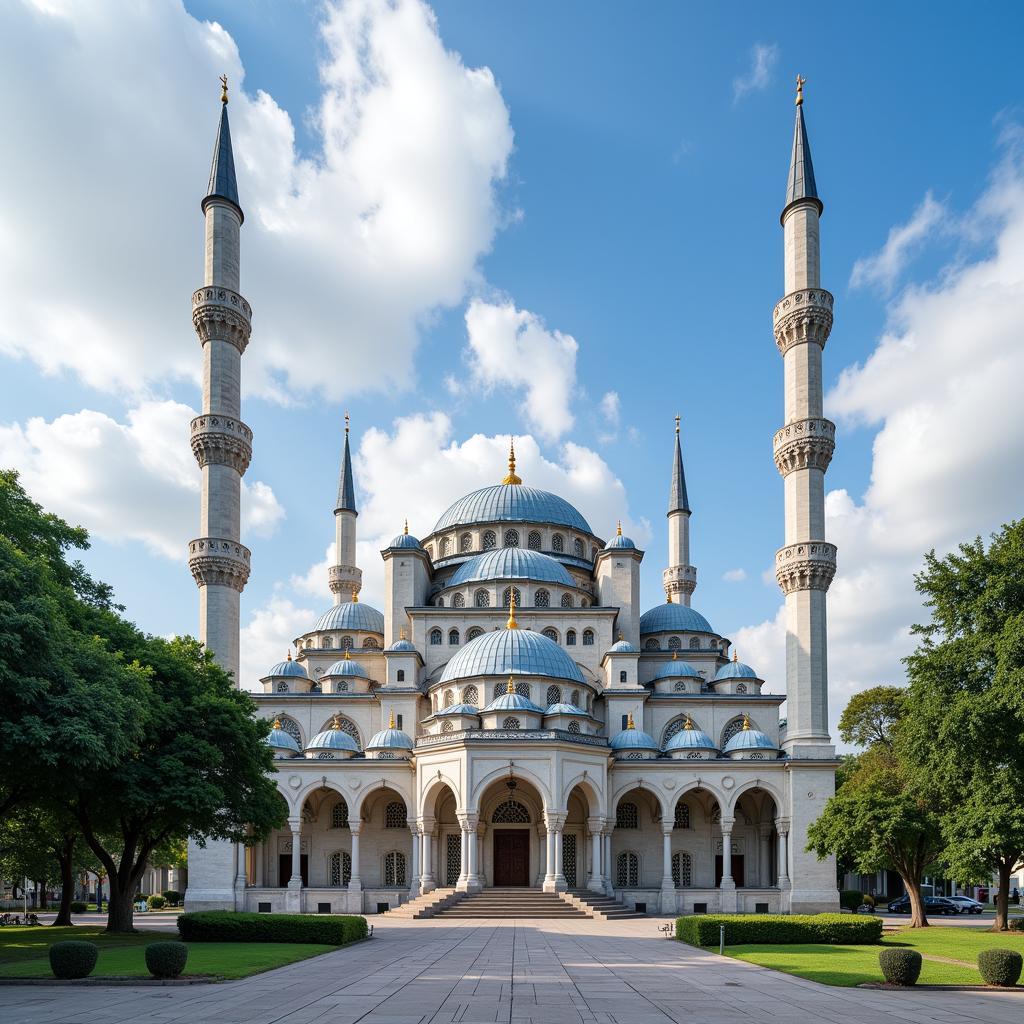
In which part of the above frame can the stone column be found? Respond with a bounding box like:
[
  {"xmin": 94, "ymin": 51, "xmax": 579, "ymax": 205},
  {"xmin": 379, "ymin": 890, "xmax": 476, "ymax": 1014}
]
[
  {"xmin": 234, "ymin": 839, "xmax": 247, "ymax": 906},
  {"xmin": 543, "ymin": 813, "xmax": 559, "ymax": 892},
  {"xmin": 603, "ymin": 830, "xmax": 614, "ymax": 896},
  {"xmin": 776, "ymin": 819, "xmax": 791, "ymax": 890},
  {"xmin": 553, "ymin": 825, "xmax": 566, "ymax": 891},
  {"xmin": 660, "ymin": 826, "xmax": 676, "ymax": 914},
  {"xmin": 349, "ymin": 823, "xmax": 362, "ymax": 891},
  {"xmin": 535, "ymin": 824, "xmax": 547, "ymax": 887},
  {"xmin": 409, "ymin": 823, "xmax": 421, "ymax": 898},
  {"xmin": 719, "ymin": 818, "xmax": 737, "ymax": 913},
  {"xmin": 462, "ymin": 814, "xmax": 482, "ymax": 892},
  {"xmin": 286, "ymin": 819, "xmax": 302, "ymax": 913},
  {"xmin": 474, "ymin": 823, "xmax": 486, "ymax": 890},
  {"xmin": 587, "ymin": 817, "xmax": 604, "ymax": 892},
  {"xmin": 421, "ymin": 820, "xmax": 436, "ymax": 893},
  {"xmin": 456, "ymin": 818, "xmax": 471, "ymax": 892}
]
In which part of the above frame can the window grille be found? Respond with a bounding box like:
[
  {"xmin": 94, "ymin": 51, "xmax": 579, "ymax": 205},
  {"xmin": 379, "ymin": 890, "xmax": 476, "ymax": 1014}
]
[
  {"xmin": 616, "ymin": 851, "xmax": 639, "ymax": 887},
  {"xmin": 546, "ymin": 685, "xmax": 561, "ymax": 705},
  {"xmin": 674, "ymin": 803, "xmax": 690, "ymax": 829},
  {"xmin": 446, "ymin": 833, "xmax": 461, "ymax": 885},
  {"xmin": 453, "ymin": 593, "xmax": 466, "ymax": 608},
  {"xmin": 736, "ymin": 682, "xmax": 747, "ymax": 693},
  {"xmin": 582, "ymin": 630, "xmax": 594, "ymax": 646},
  {"xmin": 474, "ymin": 589, "xmax": 490, "ymax": 608},
  {"xmin": 467, "ymin": 626, "xmax": 484, "ymax": 640},
  {"xmin": 502, "ymin": 587, "xmax": 522, "ymax": 608},
  {"xmin": 461, "ymin": 685, "xmax": 478, "ymax": 705},
  {"xmin": 616, "ymin": 802, "xmax": 639, "ymax": 829},
  {"xmin": 563, "ymin": 833, "xmax": 577, "ymax": 888},
  {"xmin": 535, "ymin": 588, "xmax": 550, "ymax": 607},
  {"xmin": 430, "ymin": 629, "xmax": 442, "ymax": 645},
  {"xmin": 748, "ymin": 752, "xmax": 766, "ymax": 759},
  {"xmin": 619, "ymin": 670, "xmax": 627, "ymax": 683},
  {"xmin": 663, "ymin": 718, "xmax": 686, "ymax": 745},
  {"xmin": 492, "ymin": 799, "xmax": 530, "ymax": 823},
  {"xmin": 384, "ymin": 851, "xmax": 406, "ymax": 886},
  {"xmin": 644, "ymin": 639, "xmax": 660, "ymax": 651},
  {"xmin": 316, "ymin": 751, "xmax": 334, "ymax": 759},
  {"xmin": 502, "ymin": 716, "xmax": 521, "ymax": 730},
  {"xmin": 672, "ymin": 851, "xmax": 692, "ymax": 888},
  {"xmin": 326, "ymin": 716, "xmax": 360, "ymax": 746},
  {"xmin": 330, "ymin": 851, "xmax": 351, "ymax": 886},
  {"xmin": 686, "ymin": 751, "xmax": 703, "ymax": 759},
  {"xmin": 441, "ymin": 537, "xmax": 451, "ymax": 556},
  {"xmin": 277, "ymin": 716, "xmax": 302, "ymax": 747},
  {"xmin": 342, "ymin": 636, "xmax": 354, "ymax": 651},
  {"xmin": 363, "ymin": 637, "xmax": 379, "ymax": 648},
  {"xmin": 542, "ymin": 627, "xmax": 559, "ymax": 642},
  {"xmin": 385, "ymin": 802, "xmax": 407, "ymax": 829},
  {"xmin": 460, "ymin": 533, "xmax": 473, "ymax": 552},
  {"xmin": 625, "ymin": 751, "xmax": 643, "ymax": 759},
  {"xmin": 689, "ymin": 637, "xmax": 699, "ymax": 649},
  {"xmin": 552, "ymin": 534, "xmax": 564, "ymax": 552},
  {"xmin": 444, "ymin": 690, "xmax": 454, "ymax": 708},
  {"xmin": 483, "ymin": 530, "xmax": 496, "ymax": 550},
  {"xmin": 668, "ymin": 636, "xmax": 681, "ymax": 650},
  {"xmin": 566, "ymin": 630, "xmax": 577, "ymax": 646},
  {"xmin": 322, "ymin": 636, "xmax": 333, "ymax": 648},
  {"xmin": 504, "ymin": 529, "xmax": 519, "ymax": 547},
  {"xmin": 674, "ymin": 681, "xmax": 687, "ymax": 692},
  {"xmin": 567, "ymin": 720, "xmax": 581, "ymax": 734},
  {"xmin": 441, "ymin": 720, "xmax": 454, "ymax": 733},
  {"xmin": 276, "ymin": 681, "xmax": 288, "ymax": 692},
  {"xmin": 528, "ymin": 531, "xmax": 542, "ymax": 550},
  {"xmin": 721, "ymin": 718, "xmax": 745, "ymax": 747},
  {"xmin": 448, "ymin": 629, "xmax": 460, "ymax": 645},
  {"xmin": 561, "ymin": 593, "xmax": 573, "ymax": 608},
  {"xmin": 573, "ymin": 538, "xmax": 584, "ymax": 558},
  {"xmin": 335, "ymin": 680, "xmax": 349, "ymax": 692}
]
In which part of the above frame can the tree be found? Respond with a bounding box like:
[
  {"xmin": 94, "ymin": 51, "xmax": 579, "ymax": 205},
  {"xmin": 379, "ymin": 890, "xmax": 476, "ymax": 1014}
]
[
  {"xmin": 837, "ymin": 686, "xmax": 905, "ymax": 751},
  {"xmin": 901, "ymin": 521, "xmax": 1024, "ymax": 931}
]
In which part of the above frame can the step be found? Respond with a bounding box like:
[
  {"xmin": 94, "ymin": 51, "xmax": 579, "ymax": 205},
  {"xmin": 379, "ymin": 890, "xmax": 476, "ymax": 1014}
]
[
  {"xmin": 432, "ymin": 888, "xmax": 591, "ymax": 919},
  {"xmin": 385, "ymin": 888, "xmax": 465, "ymax": 919},
  {"xmin": 559, "ymin": 890, "xmax": 646, "ymax": 920}
]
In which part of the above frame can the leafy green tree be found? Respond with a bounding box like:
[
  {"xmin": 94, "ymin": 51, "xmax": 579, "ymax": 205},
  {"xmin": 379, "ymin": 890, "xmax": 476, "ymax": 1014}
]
[
  {"xmin": 902, "ymin": 522, "xmax": 1024, "ymax": 931},
  {"xmin": 838, "ymin": 686, "xmax": 905, "ymax": 751}
]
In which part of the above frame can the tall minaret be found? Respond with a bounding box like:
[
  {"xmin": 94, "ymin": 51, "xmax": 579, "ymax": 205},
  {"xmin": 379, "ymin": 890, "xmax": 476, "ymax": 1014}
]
[
  {"xmin": 188, "ymin": 76, "xmax": 252, "ymax": 683},
  {"xmin": 772, "ymin": 76, "xmax": 837, "ymax": 755},
  {"xmin": 329, "ymin": 413, "xmax": 361, "ymax": 604},
  {"xmin": 663, "ymin": 416, "xmax": 697, "ymax": 605}
]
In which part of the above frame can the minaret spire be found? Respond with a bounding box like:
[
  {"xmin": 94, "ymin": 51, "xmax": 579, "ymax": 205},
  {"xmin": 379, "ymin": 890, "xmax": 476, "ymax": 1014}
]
[
  {"xmin": 663, "ymin": 415, "xmax": 697, "ymax": 605},
  {"xmin": 203, "ymin": 76, "xmax": 242, "ymax": 223},
  {"xmin": 782, "ymin": 74, "xmax": 822, "ymax": 225},
  {"xmin": 329, "ymin": 412, "xmax": 362, "ymax": 605}
]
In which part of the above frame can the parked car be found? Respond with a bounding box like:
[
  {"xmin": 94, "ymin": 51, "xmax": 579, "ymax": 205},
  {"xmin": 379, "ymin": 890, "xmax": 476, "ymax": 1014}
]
[
  {"xmin": 886, "ymin": 895, "xmax": 959, "ymax": 915},
  {"xmin": 946, "ymin": 896, "xmax": 985, "ymax": 914}
]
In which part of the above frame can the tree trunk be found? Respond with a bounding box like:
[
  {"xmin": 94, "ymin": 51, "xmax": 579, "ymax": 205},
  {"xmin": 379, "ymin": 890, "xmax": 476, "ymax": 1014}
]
[
  {"xmin": 52, "ymin": 836, "xmax": 76, "ymax": 926},
  {"xmin": 36, "ymin": 881, "xmax": 48, "ymax": 910},
  {"xmin": 105, "ymin": 885, "xmax": 136, "ymax": 933},
  {"xmin": 992, "ymin": 859, "xmax": 1012, "ymax": 932},
  {"xmin": 904, "ymin": 879, "xmax": 929, "ymax": 928}
]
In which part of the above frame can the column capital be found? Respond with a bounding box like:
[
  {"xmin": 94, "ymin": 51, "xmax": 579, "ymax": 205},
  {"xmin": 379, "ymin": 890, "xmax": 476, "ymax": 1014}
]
[
  {"xmin": 719, "ymin": 817, "xmax": 735, "ymax": 831},
  {"xmin": 349, "ymin": 821, "xmax": 363, "ymax": 836},
  {"xmin": 774, "ymin": 817, "xmax": 791, "ymax": 833},
  {"xmin": 543, "ymin": 811, "xmax": 567, "ymax": 829},
  {"xmin": 457, "ymin": 812, "xmax": 479, "ymax": 830},
  {"xmin": 287, "ymin": 817, "xmax": 302, "ymax": 831},
  {"xmin": 586, "ymin": 816, "xmax": 607, "ymax": 834}
]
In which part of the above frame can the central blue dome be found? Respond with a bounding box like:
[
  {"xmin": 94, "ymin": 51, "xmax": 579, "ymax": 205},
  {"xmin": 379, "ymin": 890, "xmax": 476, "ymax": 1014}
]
[
  {"xmin": 433, "ymin": 485, "xmax": 592, "ymax": 533},
  {"xmin": 313, "ymin": 601, "xmax": 384, "ymax": 634},
  {"xmin": 439, "ymin": 628, "xmax": 585, "ymax": 684},
  {"xmin": 449, "ymin": 548, "xmax": 574, "ymax": 588},
  {"xmin": 639, "ymin": 603, "xmax": 715, "ymax": 635}
]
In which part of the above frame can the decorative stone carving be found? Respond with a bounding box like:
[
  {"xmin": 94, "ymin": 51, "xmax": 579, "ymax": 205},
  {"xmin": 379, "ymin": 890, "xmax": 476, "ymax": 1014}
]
[
  {"xmin": 772, "ymin": 289, "xmax": 833, "ymax": 355},
  {"xmin": 190, "ymin": 414, "xmax": 253, "ymax": 473},
  {"xmin": 328, "ymin": 564, "xmax": 363, "ymax": 597},
  {"xmin": 662, "ymin": 564, "xmax": 697, "ymax": 599},
  {"xmin": 773, "ymin": 417, "xmax": 836, "ymax": 476},
  {"xmin": 188, "ymin": 536, "xmax": 251, "ymax": 592},
  {"xmin": 775, "ymin": 541, "xmax": 837, "ymax": 594},
  {"xmin": 192, "ymin": 286, "xmax": 252, "ymax": 353}
]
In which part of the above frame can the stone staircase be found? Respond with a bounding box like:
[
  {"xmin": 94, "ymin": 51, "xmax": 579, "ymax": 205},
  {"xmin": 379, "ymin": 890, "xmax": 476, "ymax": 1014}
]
[
  {"xmin": 558, "ymin": 889, "xmax": 646, "ymax": 920},
  {"xmin": 385, "ymin": 887, "xmax": 465, "ymax": 919},
  {"xmin": 433, "ymin": 887, "xmax": 590, "ymax": 919}
]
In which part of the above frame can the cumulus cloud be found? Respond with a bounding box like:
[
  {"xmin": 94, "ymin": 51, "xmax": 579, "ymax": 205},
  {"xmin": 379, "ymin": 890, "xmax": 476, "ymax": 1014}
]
[
  {"xmin": 722, "ymin": 568, "xmax": 747, "ymax": 582},
  {"xmin": 597, "ymin": 391, "xmax": 621, "ymax": 444},
  {"xmin": 849, "ymin": 191, "xmax": 948, "ymax": 292},
  {"xmin": 0, "ymin": 401, "xmax": 284, "ymax": 559},
  {"xmin": 463, "ymin": 299, "xmax": 579, "ymax": 441},
  {"xmin": 239, "ymin": 596, "xmax": 317, "ymax": 692},
  {"xmin": 0, "ymin": 0, "xmax": 513, "ymax": 401},
  {"xmin": 732, "ymin": 43, "xmax": 778, "ymax": 102}
]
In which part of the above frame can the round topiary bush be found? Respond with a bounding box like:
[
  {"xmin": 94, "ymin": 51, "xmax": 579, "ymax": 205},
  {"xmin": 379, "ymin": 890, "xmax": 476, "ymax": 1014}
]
[
  {"xmin": 879, "ymin": 948, "xmax": 922, "ymax": 986},
  {"xmin": 69, "ymin": 901, "xmax": 88, "ymax": 914},
  {"xmin": 145, "ymin": 941, "xmax": 189, "ymax": 979},
  {"xmin": 978, "ymin": 949, "xmax": 1022, "ymax": 987},
  {"xmin": 49, "ymin": 941, "xmax": 99, "ymax": 979},
  {"xmin": 146, "ymin": 894, "xmax": 167, "ymax": 910},
  {"xmin": 162, "ymin": 890, "xmax": 182, "ymax": 906},
  {"xmin": 840, "ymin": 889, "xmax": 864, "ymax": 912}
]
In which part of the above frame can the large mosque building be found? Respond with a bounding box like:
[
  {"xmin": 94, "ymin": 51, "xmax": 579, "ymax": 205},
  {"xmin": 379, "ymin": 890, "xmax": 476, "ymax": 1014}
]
[{"xmin": 185, "ymin": 75, "xmax": 840, "ymax": 917}]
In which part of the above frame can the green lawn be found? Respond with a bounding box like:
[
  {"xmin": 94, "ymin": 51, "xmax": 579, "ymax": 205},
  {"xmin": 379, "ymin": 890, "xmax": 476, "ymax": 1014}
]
[
  {"xmin": 0, "ymin": 926, "xmax": 337, "ymax": 980},
  {"xmin": 706, "ymin": 926, "xmax": 1024, "ymax": 988}
]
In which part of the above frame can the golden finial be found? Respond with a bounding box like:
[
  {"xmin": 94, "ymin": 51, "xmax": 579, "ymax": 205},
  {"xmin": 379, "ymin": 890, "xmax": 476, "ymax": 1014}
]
[
  {"xmin": 671, "ymin": 650, "xmax": 678, "ymax": 661},
  {"xmin": 272, "ymin": 716, "xmax": 282, "ymax": 729},
  {"xmin": 795, "ymin": 74, "xmax": 806, "ymax": 107},
  {"xmin": 666, "ymin": 591, "xmax": 673, "ymax": 604},
  {"xmin": 683, "ymin": 715, "xmax": 693, "ymax": 731},
  {"xmin": 617, "ymin": 631, "xmax": 624, "ymax": 642},
  {"xmin": 331, "ymin": 713, "xmax": 342, "ymax": 729},
  {"xmin": 507, "ymin": 675, "xmax": 515, "ymax": 695},
  {"xmin": 502, "ymin": 437, "xmax": 522, "ymax": 485},
  {"xmin": 343, "ymin": 649, "xmax": 351, "ymax": 661},
  {"xmin": 388, "ymin": 709, "xmax": 395, "ymax": 729},
  {"xmin": 352, "ymin": 590, "xmax": 359, "ymax": 603},
  {"xmin": 616, "ymin": 520, "xmax": 623, "ymax": 537},
  {"xmin": 403, "ymin": 518, "xmax": 409, "ymax": 535},
  {"xmin": 627, "ymin": 712, "xmax": 636, "ymax": 730},
  {"xmin": 742, "ymin": 714, "xmax": 751, "ymax": 731},
  {"xmin": 505, "ymin": 589, "xmax": 520, "ymax": 626},
  {"xmin": 345, "ymin": 410, "xmax": 350, "ymax": 435},
  {"xmin": 675, "ymin": 414, "xmax": 680, "ymax": 436},
  {"xmin": 732, "ymin": 649, "xmax": 738, "ymax": 662},
  {"xmin": 220, "ymin": 74, "xmax": 229, "ymax": 104},
  {"xmin": 285, "ymin": 650, "xmax": 292, "ymax": 661},
  {"xmin": 399, "ymin": 626, "xmax": 407, "ymax": 641}
]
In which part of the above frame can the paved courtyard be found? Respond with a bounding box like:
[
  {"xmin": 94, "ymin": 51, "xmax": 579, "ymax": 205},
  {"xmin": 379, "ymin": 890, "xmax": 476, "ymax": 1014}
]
[{"xmin": 5, "ymin": 915, "xmax": 1024, "ymax": 1024}]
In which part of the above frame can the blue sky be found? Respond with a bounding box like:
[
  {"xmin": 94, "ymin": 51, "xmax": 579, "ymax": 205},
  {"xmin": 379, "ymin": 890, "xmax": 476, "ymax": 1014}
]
[{"xmin": 2, "ymin": 1, "xmax": 1023, "ymax": 734}]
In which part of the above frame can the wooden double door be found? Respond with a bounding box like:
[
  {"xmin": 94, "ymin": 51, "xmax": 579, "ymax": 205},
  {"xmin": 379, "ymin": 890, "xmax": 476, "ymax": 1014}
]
[{"xmin": 493, "ymin": 829, "xmax": 530, "ymax": 886}]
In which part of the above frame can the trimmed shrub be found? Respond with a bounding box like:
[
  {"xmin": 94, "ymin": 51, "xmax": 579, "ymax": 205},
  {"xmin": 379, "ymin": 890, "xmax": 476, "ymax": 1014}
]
[
  {"xmin": 1008, "ymin": 918, "xmax": 1024, "ymax": 932},
  {"xmin": 177, "ymin": 911, "xmax": 369, "ymax": 945},
  {"xmin": 49, "ymin": 941, "xmax": 99, "ymax": 979},
  {"xmin": 145, "ymin": 941, "xmax": 189, "ymax": 979},
  {"xmin": 162, "ymin": 890, "xmax": 182, "ymax": 905},
  {"xmin": 69, "ymin": 901, "xmax": 88, "ymax": 914},
  {"xmin": 977, "ymin": 949, "xmax": 1023, "ymax": 987},
  {"xmin": 675, "ymin": 913, "xmax": 882, "ymax": 946},
  {"xmin": 861, "ymin": 894, "xmax": 876, "ymax": 908},
  {"xmin": 147, "ymin": 894, "xmax": 167, "ymax": 910},
  {"xmin": 840, "ymin": 889, "xmax": 865, "ymax": 912},
  {"xmin": 879, "ymin": 948, "xmax": 922, "ymax": 986}
]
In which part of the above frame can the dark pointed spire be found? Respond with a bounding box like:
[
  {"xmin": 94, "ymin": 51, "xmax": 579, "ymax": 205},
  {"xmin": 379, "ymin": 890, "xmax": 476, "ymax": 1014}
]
[
  {"xmin": 668, "ymin": 415, "xmax": 690, "ymax": 515},
  {"xmin": 202, "ymin": 75, "xmax": 243, "ymax": 223},
  {"xmin": 335, "ymin": 412, "xmax": 357, "ymax": 515},
  {"xmin": 782, "ymin": 74, "xmax": 822, "ymax": 223}
]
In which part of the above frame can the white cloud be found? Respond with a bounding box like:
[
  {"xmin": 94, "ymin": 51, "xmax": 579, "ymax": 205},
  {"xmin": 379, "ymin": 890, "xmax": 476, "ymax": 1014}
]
[
  {"xmin": 733, "ymin": 140, "xmax": 1024, "ymax": 744},
  {"xmin": 0, "ymin": 0, "xmax": 513, "ymax": 401},
  {"xmin": 463, "ymin": 299, "xmax": 578, "ymax": 441},
  {"xmin": 722, "ymin": 568, "xmax": 747, "ymax": 582},
  {"xmin": 598, "ymin": 391, "xmax": 621, "ymax": 444},
  {"xmin": 0, "ymin": 401, "xmax": 284, "ymax": 559},
  {"xmin": 732, "ymin": 44, "xmax": 778, "ymax": 102},
  {"xmin": 239, "ymin": 596, "xmax": 317, "ymax": 691},
  {"xmin": 849, "ymin": 191, "xmax": 948, "ymax": 292}
]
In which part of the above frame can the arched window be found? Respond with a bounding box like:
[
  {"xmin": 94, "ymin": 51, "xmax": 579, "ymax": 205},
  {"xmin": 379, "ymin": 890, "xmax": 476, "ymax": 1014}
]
[
  {"xmin": 322, "ymin": 636, "xmax": 333, "ymax": 649},
  {"xmin": 672, "ymin": 851, "xmax": 692, "ymax": 888},
  {"xmin": 492, "ymin": 799, "xmax": 530, "ymax": 823},
  {"xmin": 573, "ymin": 538, "xmax": 584, "ymax": 558},
  {"xmin": 689, "ymin": 637, "xmax": 699, "ymax": 650},
  {"xmin": 528, "ymin": 531, "xmax": 542, "ymax": 550},
  {"xmin": 644, "ymin": 639, "xmax": 660, "ymax": 651},
  {"xmin": 616, "ymin": 802, "xmax": 639, "ymax": 829},
  {"xmin": 435, "ymin": 597, "xmax": 445, "ymax": 607},
  {"xmin": 616, "ymin": 851, "xmax": 639, "ymax": 888},
  {"xmin": 448, "ymin": 629, "xmax": 460, "ymax": 646},
  {"xmin": 277, "ymin": 716, "xmax": 302, "ymax": 748},
  {"xmin": 619, "ymin": 670, "xmax": 627, "ymax": 683},
  {"xmin": 384, "ymin": 851, "xmax": 406, "ymax": 886},
  {"xmin": 330, "ymin": 851, "xmax": 351, "ymax": 886},
  {"xmin": 590, "ymin": 545, "xmax": 598, "ymax": 561},
  {"xmin": 721, "ymin": 717, "xmax": 746, "ymax": 748},
  {"xmin": 341, "ymin": 636, "xmax": 354, "ymax": 651},
  {"xmin": 440, "ymin": 537, "xmax": 451, "ymax": 556},
  {"xmin": 396, "ymin": 670, "xmax": 405, "ymax": 682},
  {"xmin": 736, "ymin": 682, "xmax": 747, "ymax": 694},
  {"xmin": 494, "ymin": 681, "xmax": 530, "ymax": 698},
  {"xmin": 443, "ymin": 690, "xmax": 454, "ymax": 708},
  {"xmin": 335, "ymin": 680, "xmax": 349, "ymax": 693},
  {"xmin": 535, "ymin": 588, "xmax": 550, "ymax": 607},
  {"xmin": 325, "ymin": 716, "xmax": 360, "ymax": 747},
  {"xmin": 430, "ymin": 628, "xmax": 442, "ymax": 646},
  {"xmin": 504, "ymin": 529, "xmax": 519, "ymax": 548},
  {"xmin": 483, "ymin": 530, "xmax": 496, "ymax": 550},
  {"xmin": 440, "ymin": 720, "xmax": 454, "ymax": 733},
  {"xmin": 453, "ymin": 593, "xmax": 466, "ymax": 608},
  {"xmin": 566, "ymin": 630, "xmax": 577, "ymax": 646},
  {"xmin": 467, "ymin": 626, "xmax": 484, "ymax": 640},
  {"xmin": 673, "ymin": 681, "xmax": 687, "ymax": 692},
  {"xmin": 331, "ymin": 800, "xmax": 349, "ymax": 829},
  {"xmin": 551, "ymin": 534, "xmax": 564, "ymax": 553},
  {"xmin": 571, "ymin": 690, "xmax": 580, "ymax": 706},
  {"xmin": 560, "ymin": 593, "xmax": 573, "ymax": 608},
  {"xmin": 502, "ymin": 587, "xmax": 522, "ymax": 608},
  {"xmin": 502, "ymin": 716, "xmax": 521, "ymax": 730},
  {"xmin": 276, "ymin": 681, "xmax": 289, "ymax": 693},
  {"xmin": 460, "ymin": 533, "xmax": 473, "ymax": 552},
  {"xmin": 674, "ymin": 803, "xmax": 690, "ymax": 829},
  {"xmin": 474, "ymin": 589, "xmax": 490, "ymax": 608},
  {"xmin": 363, "ymin": 637, "xmax": 379, "ymax": 648},
  {"xmin": 668, "ymin": 636, "xmax": 681, "ymax": 650},
  {"xmin": 461, "ymin": 685, "xmax": 478, "ymax": 705},
  {"xmin": 663, "ymin": 718, "xmax": 686, "ymax": 745},
  {"xmin": 546, "ymin": 685, "xmax": 561, "ymax": 706},
  {"xmin": 385, "ymin": 802, "xmax": 407, "ymax": 829},
  {"xmin": 542, "ymin": 627, "xmax": 559, "ymax": 643},
  {"xmin": 567, "ymin": 720, "xmax": 581, "ymax": 734},
  {"xmin": 582, "ymin": 629, "xmax": 595, "ymax": 646}
]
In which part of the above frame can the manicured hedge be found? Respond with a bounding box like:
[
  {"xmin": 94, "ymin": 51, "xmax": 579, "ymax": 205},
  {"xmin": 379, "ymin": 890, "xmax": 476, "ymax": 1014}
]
[
  {"xmin": 177, "ymin": 911, "xmax": 368, "ymax": 945},
  {"xmin": 69, "ymin": 901, "xmax": 88, "ymax": 914},
  {"xmin": 978, "ymin": 949, "xmax": 1023, "ymax": 987},
  {"xmin": 147, "ymin": 894, "xmax": 167, "ymax": 910},
  {"xmin": 675, "ymin": 913, "xmax": 883, "ymax": 946},
  {"xmin": 145, "ymin": 941, "xmax": 189, "ymax": 978},
  {"xmin": 879, "ymin": 948, "xmax": 922, "ymax": 985},
  {"xmin": 49, "ymin": 941, "xmax": 99, "ymax": 979}
]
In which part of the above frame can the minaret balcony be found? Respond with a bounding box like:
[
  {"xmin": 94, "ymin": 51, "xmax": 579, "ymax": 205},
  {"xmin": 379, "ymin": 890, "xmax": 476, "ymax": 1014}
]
[
  {"xmin": 772, "ymin": 289, "xmax": 833, "ymax": 355},
  {"xmin": 188, "ymin": 536, "xmax": 251, "ymax": 592},
  {"xmin": 328, "ymin": 564, "xmax": 363, "ymax": 597},
  {"xmin": 774, "ymin": 542, "xmax": 837, "ymax": 594},
  {"xmin": 192, "ymin": 285, "xmax": 252, "ymax": 353},
  {"xmin": 190, "ymin": 414, "xmax": 253, "ymax": 474},
  {"xmin": 772, "ymin": 417, "xmax": 835, "ymax": 476},
  {"xmin": 662, "ymin": 564, "xmax": 697, "ymax": 597}
]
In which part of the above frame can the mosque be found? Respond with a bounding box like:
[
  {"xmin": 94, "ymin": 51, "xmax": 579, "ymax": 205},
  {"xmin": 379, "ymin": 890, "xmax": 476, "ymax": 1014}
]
[{"xmin": 184, "ymin": 74, "xmax": 840, "ymax": 917}]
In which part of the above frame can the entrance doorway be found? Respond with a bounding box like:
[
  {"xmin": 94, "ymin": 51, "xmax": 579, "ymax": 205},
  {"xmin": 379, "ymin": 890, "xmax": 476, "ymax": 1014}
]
[
  {"xmin": 714, "ymin": 855, "xmax": 745, "ymax": 888},
  {"xmin": 279, "ymin": 854, "xmax": 309, "ymax": 887},
  {"xmin": 493, "ymin": 829, "xmax": 530, "ymax": 886}
]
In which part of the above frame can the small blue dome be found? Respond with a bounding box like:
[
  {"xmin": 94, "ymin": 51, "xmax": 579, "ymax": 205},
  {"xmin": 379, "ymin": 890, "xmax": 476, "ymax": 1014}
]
[
  {"xmin": 610, "ymin": 724, "xmax": 659, "ymax": 751},
  {"xmin": 605, "ymin": 526, "xmax": 636, "ymax": 550},
  {"xmin": 265, "ymin": 721, "xmax": 300, "ymax": 753},
  {"xmin": 639, "ymin": 602, "xmax": 715, "ymax": 635},
  {"xmin": 544, "ymin": 702, "xmax": 588, "ymax": 717},
  {"xmin": 714, "ymin": 659, "xmax": 760, "ymax": 681},
  {"xmin": 650, "ymin": 658, "xmax": 702, "ymax": 680},
  {"xmin": 724, "ymin": 722, "xmax": 777, "ymax": 753},
  {"xmin": 449, "ymin": 548, "xmax": 574, "ymax": 588},
  {"xmin": 386, "ymin": 638, "xmax": 417, "ymax": 653},
  {"xmin": 435, "ymin": 703, "xmax": 481, "ymax": 717},
  {"xmin": 388, "ymin": 531, "xmax": 422, "ymax": 549},
  {"xmin": 313, "ymin": 601, "xmax": 385, "ymax": 634},
  {"xmin": 439, "ymin": 628, "xmax": 585, "ymax": 685},
  {"xmin": 266, "ymin": 656, "xmax": 308, "ymax": 679},
  {"xmin": 607, "ymin": 638, "xmax": 638, "ymax": 654},
  {"xmin": 324, "ymin": 655, "xmax": 370, "ymax": 678},
  {"xmin": 306, "ymin": 722, "xmax": 361, "ymax": 753},
  {"xmin": 663, "ymin": 722, "xmax": 717, "ymax": 752},
  {"xmin": 366, "ymin": 727, "xmax": 414, "ymax": 750},
  {"xmin": 484, "ymin": 690, "xmax": 544, "ymax": 714},
  {"xmin": 434, "ymin": 484, "xmax": 592, "ymax": 533}
]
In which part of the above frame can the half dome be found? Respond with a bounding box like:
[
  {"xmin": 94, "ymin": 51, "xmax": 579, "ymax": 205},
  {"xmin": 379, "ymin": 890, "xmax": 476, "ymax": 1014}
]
[
  {"xmin": 449, "ymin": 548, "xmax": 574, "ymax": 588},
  {"xmin": 433, "ymin": 484, "xmax": 592, "ymax": 534},
  {"xmin": 438, "ymin": 628, "xmax": 585, "ymax": 685}
]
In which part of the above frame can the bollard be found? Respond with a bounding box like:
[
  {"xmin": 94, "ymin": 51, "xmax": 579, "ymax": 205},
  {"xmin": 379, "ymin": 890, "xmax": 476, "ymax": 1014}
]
[{"xmin": 719, "ymin": 924, "xmax": 725, "ymax": 956}]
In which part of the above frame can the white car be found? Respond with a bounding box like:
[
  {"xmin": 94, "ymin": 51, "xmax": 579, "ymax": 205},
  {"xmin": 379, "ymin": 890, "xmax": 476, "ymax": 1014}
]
[{"xmin": 946, "ymin": 896, "xmax": 985, "ymax": 914}]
